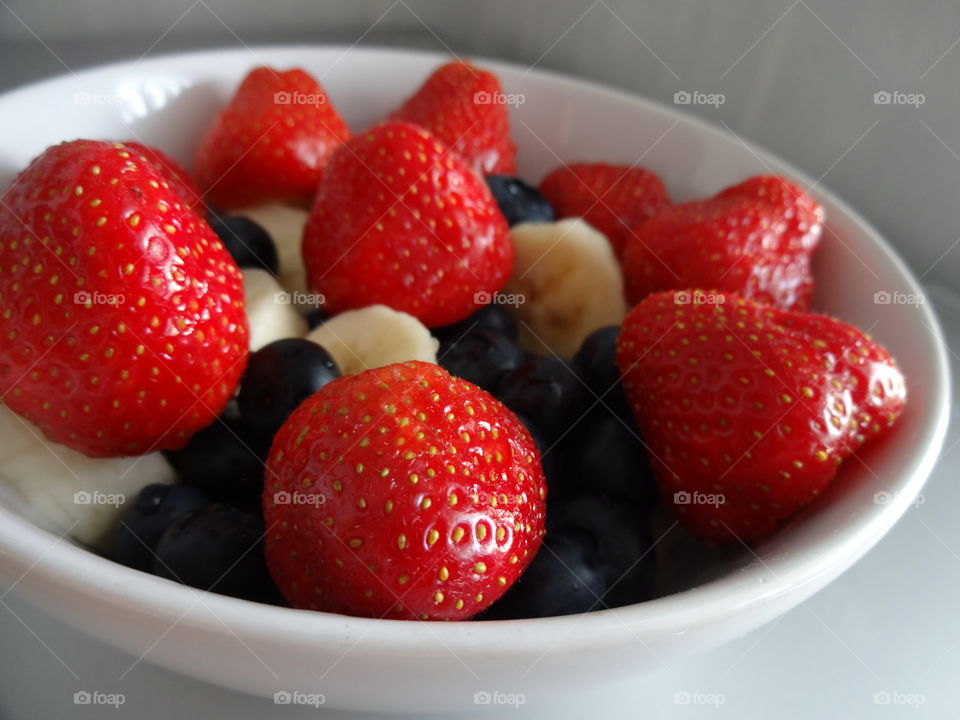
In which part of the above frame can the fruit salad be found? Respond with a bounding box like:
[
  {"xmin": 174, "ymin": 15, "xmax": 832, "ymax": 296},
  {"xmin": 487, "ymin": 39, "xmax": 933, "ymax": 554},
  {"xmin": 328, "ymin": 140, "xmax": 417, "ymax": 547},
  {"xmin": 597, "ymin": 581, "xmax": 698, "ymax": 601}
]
[{"xmin": 0, "ymin": 60, "xmax": 906, "ymax": 621}]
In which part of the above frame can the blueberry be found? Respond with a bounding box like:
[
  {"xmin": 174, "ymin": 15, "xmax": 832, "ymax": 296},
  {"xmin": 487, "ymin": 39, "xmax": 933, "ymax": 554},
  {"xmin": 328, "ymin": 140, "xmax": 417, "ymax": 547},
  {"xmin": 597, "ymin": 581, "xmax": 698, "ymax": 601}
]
[
  {"xmin": 484, "ymin": 175, "xmax": 556, "ymax": 226},
  {"xmin": 209, "ymin": 215, "xmax": 279, "ymax": 275},
  {"xmin": 513, "ymin": 413, "xmax": 564, "ymax": 493},
  {"xmin": 237, "ymin": 339, "xmax": 340, "ymax": 437},
  {"xmin": 305, "ymin": 309, "xmax": 328, "ymax": 330},
  {"xmin": 433, "ymin": 304, "xmax": 518, "ymax": 344},
  {"xmin": 438, "ymin": 329, "xmax": 523, "ymax": 392},
  {"xmin": 112, "ymin": 483, "xmax": 209, "ymax": 571},
  {"xmin": 152, "ymin": 504, "xmax": 283, "ymax": 603},
  {"xmin": 482, "ymin": 495, "xmax": 655, "ymax": 618},
  {"xmin": 164, "ymin": 417, "xmax": 267, "ymax": 512},
  {"xmin": 573, "ymin": 325, "xmax": 630, "ymax": 418},
  {"xmin": 495, "ymin": 355, "xmax": 589, "ymax": 442},
  {"xmin": 562, "ymin": 414, "xmax": 658, "ymax": 510}
]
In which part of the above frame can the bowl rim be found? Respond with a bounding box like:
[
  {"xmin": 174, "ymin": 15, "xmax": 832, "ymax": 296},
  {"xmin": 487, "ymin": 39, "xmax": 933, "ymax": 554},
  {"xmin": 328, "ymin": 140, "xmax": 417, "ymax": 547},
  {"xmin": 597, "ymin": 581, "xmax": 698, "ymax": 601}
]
[{"xmin": 0, "ymin": 43, "xmax": 951, "ymax": 658}]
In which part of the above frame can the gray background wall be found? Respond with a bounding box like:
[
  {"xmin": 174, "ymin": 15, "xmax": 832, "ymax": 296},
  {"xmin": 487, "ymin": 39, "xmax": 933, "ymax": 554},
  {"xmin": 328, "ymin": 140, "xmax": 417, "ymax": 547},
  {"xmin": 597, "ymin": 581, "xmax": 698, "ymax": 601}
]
[{"xmin": 1, "ymin": 0, "xmax": 958, "ymax": 287}]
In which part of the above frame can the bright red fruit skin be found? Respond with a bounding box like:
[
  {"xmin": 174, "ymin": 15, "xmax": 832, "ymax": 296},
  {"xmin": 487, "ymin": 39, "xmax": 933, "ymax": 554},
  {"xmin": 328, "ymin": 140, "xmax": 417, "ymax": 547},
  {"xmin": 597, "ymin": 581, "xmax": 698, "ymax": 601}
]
[
  {"xmin": 390, "ymin": 61, "xmax": 517, "ymax": 176},
  {"xmin": 0, "ymin": 140, "xmax": 248, "ymax": 457},
  {"xmin": 263, "ymin": 361, "xmax": 546, "ymax": 620},
  {"xmin": 616, "ymin": 291, "xmax": 906, "ymax": 544},
  {"xmin": 122, "ymin": 142, "xmax": 203, "ymax": 210},
  {"xmin": 538, "ymin": 163, "xmax": 671, "ymax": 256},
  {"xmin": 302, "ymin": 122, "xmax": 513, "ymax": 328},
  {"xmin": 621, "ymin": 175, "xmax": 823, "ymax": 310},
  {"xmin": 193, "ymin": 67, "xmax": 351, "ymax": 208}
]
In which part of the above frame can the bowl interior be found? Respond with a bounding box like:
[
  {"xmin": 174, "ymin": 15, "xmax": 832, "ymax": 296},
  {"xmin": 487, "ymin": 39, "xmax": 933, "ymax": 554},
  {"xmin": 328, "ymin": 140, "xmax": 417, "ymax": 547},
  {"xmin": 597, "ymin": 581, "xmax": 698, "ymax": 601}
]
[{"xmin": 0, "ymin": 45, "xmax": 949, "ymax": 676}]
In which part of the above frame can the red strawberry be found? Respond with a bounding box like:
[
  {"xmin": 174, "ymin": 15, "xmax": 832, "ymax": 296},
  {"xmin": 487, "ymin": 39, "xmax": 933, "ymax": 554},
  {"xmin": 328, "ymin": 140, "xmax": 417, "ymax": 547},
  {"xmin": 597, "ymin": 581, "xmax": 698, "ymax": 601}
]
[
  {"xmin": 616, "ymin": 291, "xmax": 906, "ymax": 544},
  {"xmin": 193, "ymin": 67, "xmax": 351, "ymax": 208},
  {"xmin": 538, "ymin": 163, "xmax": 671, "ymax": 256},
  {"xmin": 390, "ymin": 61, "xmax": 517, "ymax": 176},
  {"xmin": 263, "ymin": 361, "xmax": 546, "ymax": 620},
  {"xmin": 122, "ymin": 142, "xmax": 202, "ymax": 210},
  {"xmin": 621, "ymin": 175, "xmax": 823, "ymax": 311},
  {"xmin": 0, "ymin": 140, "xmax": 249, "ymax": 457},
  {"xmin": 302, "ymin": 122, "xmax": 513, "ymax": 327}
]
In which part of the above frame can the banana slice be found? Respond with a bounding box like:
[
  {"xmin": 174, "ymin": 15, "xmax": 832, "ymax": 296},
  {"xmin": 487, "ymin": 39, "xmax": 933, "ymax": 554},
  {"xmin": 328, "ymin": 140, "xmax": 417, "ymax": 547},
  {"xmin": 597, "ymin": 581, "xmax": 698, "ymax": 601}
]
[
  {"xmin": 305, "ymin": 304, "xmax": 439, "ymax": 375},
  {"xmin": 0, "ymin": 406, "xmax": 176, "ymax": 550},
  {"xmin": 505, "ymin": 219, "xmax": 627, "ymax": 357},
  {"xmin": 243, "ymin": 268, "xmax": 308, "ymax": 351},
  {"xmin": 231, "ymin": 203, "xmax": 312, "ymax": 313}
]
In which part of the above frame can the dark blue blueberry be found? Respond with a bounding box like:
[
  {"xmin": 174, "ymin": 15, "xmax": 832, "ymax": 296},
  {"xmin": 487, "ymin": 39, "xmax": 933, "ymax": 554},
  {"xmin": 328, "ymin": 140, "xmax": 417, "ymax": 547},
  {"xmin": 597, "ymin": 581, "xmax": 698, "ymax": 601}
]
[
  {"xmin": 433, "ymin": 304, "xmax": 518, "ymax": 344},
  {"xmin": 438, "ymin": 329, "xmax": 524, "ymax": 392},
  {"xmin": 513, "ymin": 412, "xmax": 564, "ymax": 493},
  {"xmin": 573, "ymin": 325, "xmax": 631, "ymax": 418},
  {"xmin": 495, "ymin": 355, "xmax": 589, "ymax": 442},
  {"xmin": 482, "ymin": 495, "xmax": 655, "ymax": 618},
  {"xmin": 164, "ymin": 416, "xmax": 267, "ymax": 512},
  {"xmin": 484, "ymin": 175, "xmax": 556, "ymax": 226},
  {"xmin": 563, "ymin": 414, "xmax": 658, "ymax": 511},
  {"xmin": 305, "ymin": 309, "xmax": 328, "ymax": 330},
  {"xmin": 152, "ymin": 504, "xmax": 283, "ymax": 603},
  {"xmin": 209, "ymin": 215, "xmax": 279, "ymax": 275},
  {"xmin": 237, "ymin": 339, "xmax": 340, "ymax": 438},
  {"xmin": 112, "ymin": 483, "xmax": 209, "ymax": 571}
]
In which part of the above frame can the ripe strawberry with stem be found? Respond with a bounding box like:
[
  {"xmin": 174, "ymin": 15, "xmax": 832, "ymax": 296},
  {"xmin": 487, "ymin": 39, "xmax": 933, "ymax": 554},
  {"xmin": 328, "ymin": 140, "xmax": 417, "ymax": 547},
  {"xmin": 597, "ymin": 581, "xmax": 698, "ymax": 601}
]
[
  {"xmin": 616, "ymin": 290, "xmax": 906, "ymax": 543},
  {"xmin": 263, "ymin": 361, "xmax": 546, "ymax": 620},
  {"xmin": 302, "ymin": 121, "xmax": 513, "ymax": 328},
  {"xmin": 0, "ymin": 139, "xmax": 249, "ymax": 457},
  {"xmin": 621, "ymin": 175, "xmax": 823, "ymax": 310}
]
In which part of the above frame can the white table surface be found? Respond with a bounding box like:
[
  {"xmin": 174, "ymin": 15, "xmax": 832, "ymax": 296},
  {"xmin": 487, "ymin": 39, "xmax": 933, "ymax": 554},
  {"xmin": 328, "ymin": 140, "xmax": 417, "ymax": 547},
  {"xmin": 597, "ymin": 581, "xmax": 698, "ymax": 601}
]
[{"xmin": 2, "ymin": 30, "xmax": 959, "ymax": 719}]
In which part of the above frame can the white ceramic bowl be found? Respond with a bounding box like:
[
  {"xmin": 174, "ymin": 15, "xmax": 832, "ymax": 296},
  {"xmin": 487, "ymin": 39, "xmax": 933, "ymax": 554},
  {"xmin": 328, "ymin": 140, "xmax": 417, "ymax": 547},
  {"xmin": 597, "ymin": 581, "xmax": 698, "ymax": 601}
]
[{"xmin": 0, "ymin": 46, "xmax": 949, "ymax": 714}]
